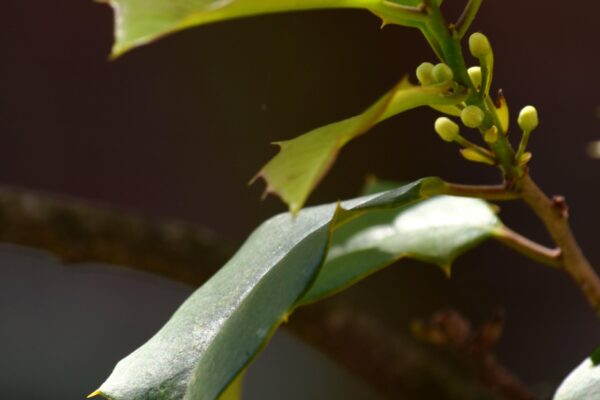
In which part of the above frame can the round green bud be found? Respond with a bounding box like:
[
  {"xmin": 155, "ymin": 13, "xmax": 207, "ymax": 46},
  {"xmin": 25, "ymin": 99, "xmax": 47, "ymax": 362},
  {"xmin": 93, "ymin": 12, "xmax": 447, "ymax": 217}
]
[
  {"xmin": 432, "ymin": 63, "xmax": 454, "ymax": 83},
  {"xmin": 460, "ymin": 105, "xmax": 485, "ymax": 128},
  {"xmin": 467, "ymin": 66, "xmax": 482, "ymax": 88},
  {"xmin": 434, "ymin": 117, "xmax": 460, "ymax": 142},
  {"xmin": 517, "ymin": 105, "xmax": 539, "ymax": 132},
  {"xmin": 469, "ymin": 32, "xmax": 491, "ymax": 58},
  {"xmin": 416, "ymin": 62, "xmax": 435, "ymax": 85}
]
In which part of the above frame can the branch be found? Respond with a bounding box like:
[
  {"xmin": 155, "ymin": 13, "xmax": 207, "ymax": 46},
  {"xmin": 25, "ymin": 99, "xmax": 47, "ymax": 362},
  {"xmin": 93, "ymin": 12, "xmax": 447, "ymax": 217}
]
[
  {"xmin": 442, "ymin": 182, "xmax": 520, "ymax": 201},
  {"xmin": 412, "ymin": 308, "xmax": 536, "ymax": 400},
  {"xmin": 520, "ymin": 174, "xmax": 600, "ymax": 313},
  {"xmin": 494, "ymin": 226, "xmax": 562, "ymax": 268},
  {"xmin": 290, "ymin": 303, "xmax": 510, "ymax": 400},
  {"xmin": 0, "ymin": 185, "xmax": 234, "ymax": 286},
  {"xmin": 0, "ymin": 185, "xmax": 528, "ymax": 399}
]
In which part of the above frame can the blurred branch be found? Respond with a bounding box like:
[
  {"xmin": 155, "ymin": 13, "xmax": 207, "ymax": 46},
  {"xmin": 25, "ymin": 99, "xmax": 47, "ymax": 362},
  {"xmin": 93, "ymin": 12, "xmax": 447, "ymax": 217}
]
[
  {"xmin": 412, "ymin": 308, "xmax": 536, "ymax": 400},
  {"xmin": 0, "ymin": 185, "xmax": 531, "ymax": 400},
  {"xmin": 0, "ymin": 185, "xmax": 234, "ymax": 285}
]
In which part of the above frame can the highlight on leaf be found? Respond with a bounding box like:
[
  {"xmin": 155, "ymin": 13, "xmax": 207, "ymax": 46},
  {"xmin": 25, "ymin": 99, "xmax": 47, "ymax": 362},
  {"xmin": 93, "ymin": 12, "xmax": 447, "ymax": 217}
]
[{"xmin": 252, "ymin": 78, "xmax": 467, "ymax": 213}]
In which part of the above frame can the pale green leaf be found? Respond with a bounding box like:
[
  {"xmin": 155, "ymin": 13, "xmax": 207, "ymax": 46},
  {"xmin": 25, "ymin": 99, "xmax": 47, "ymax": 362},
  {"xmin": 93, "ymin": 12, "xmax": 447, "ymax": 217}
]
[
  {"xmin": 253, "ymin": 79, "xmax": 467, "ymax": 213},
  {"xmin": 108, "ymin": 0, "xmax": 425, "ymax": 56},
  {"xmin": 93, "ymin": 178, "xmax": 502, "ymax": 400},
  {"xmin": 554, "ymin": 357, "xmax": 600, "ymax": 400}
]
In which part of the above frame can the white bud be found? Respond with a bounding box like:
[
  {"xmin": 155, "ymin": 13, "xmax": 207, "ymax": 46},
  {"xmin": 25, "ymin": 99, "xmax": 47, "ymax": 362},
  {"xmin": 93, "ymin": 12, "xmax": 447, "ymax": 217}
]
[
  {"xmin": 460, "ymin": 105, "xmax": 485, "ymax": 128},
  {"xmin": 518, "ymin": 105, "xmax": 539, "ymax": 132},
  {"xmin": 469, "ymin": 32, "xmax": 491, "ymax": 58},
  {"xmin": 434, "ymin": 117, "xmax": 460, "ymax": 142}
]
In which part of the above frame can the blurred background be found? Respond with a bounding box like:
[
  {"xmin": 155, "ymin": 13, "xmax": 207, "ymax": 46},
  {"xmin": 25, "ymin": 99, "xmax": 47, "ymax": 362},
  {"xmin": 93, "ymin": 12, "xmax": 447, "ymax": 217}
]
[{"xmin": 1, "ymin": 0, "xmax": 599, "ymax": 399}]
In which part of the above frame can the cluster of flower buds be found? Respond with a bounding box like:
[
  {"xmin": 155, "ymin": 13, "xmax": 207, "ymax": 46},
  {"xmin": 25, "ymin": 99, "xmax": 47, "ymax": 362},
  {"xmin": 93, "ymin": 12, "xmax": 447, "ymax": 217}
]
[
  {"xmin": 416, "ymin": 62, "xmax": 454, "ymax": 86},
  {"xmin": 418, "ymin": 31, "xmax": 541, "ymax": 170}
]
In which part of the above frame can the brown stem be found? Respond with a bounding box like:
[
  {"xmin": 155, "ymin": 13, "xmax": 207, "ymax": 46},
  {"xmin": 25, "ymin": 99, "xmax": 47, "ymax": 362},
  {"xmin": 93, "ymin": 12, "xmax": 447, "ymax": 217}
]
[
  {"xmin": 520, "ymin": 174, "xmax": 600, "ymax": 312},
  {"xmin": 494, "ymin": 226, "xmax": 562, "ymax": 268},
  {"xmin": 443, "ymin": 182, "xmax": 520, "ymax": 201}
]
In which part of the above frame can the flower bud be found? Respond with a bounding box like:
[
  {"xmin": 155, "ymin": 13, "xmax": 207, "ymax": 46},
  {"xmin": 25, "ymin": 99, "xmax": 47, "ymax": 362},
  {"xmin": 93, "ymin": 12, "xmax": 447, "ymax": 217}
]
[
  {"xmin": 517, "ymin": 105, "xmax": 539, "ymax": 132},
  {"xmin": 469, "ymin": 32, "xmax": 491, "ymax": 58},
  {"xmin": 434, "ymin": 117, "xmax": 460, "ymax": 142},
  {"xmin": 484, "ymin": 126, "xmax": 498, "ymax": 144},
  {"xmin": 460, "ymin": 105, "xmax": 485, "ymax": 128},
  {"xmin": 518, "ymin": 151, "xmax": 532, "ymax": 165},
  {"xmin": 467, "ymin": 66, "xmax": 482, "ymax": 88},
  {"xmin": 432, "ymin": 63, "xmax": 454, "ymax": 83},
  {"xmin": 460, "ymin": 148, "xmax": 495, "ymax": 165},
  {"xmin": 416, "ymin": 62, "xmax": 435, "ymax": 85}
]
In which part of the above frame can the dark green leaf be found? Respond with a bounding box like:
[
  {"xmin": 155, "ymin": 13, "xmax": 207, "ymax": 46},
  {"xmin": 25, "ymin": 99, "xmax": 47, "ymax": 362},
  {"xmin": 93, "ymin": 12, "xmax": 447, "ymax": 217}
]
[
  {"xmin": 301, "ymin": 195, "xmax": 501, "ymax": 303},
  {"xmin": 93, "ymin": 178, "xmax": 501, "ymax": 400}
]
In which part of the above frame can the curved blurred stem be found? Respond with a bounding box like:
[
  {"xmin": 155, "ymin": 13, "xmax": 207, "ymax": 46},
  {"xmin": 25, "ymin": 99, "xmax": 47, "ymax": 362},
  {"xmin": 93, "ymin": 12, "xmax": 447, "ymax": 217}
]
[
  {"xmin": 494, "ymin": 225, "xmax": 562, "ymax": 268},
  {"xmin": 440, "ymin": 182, "xmax": 519, "ymax": 201}
]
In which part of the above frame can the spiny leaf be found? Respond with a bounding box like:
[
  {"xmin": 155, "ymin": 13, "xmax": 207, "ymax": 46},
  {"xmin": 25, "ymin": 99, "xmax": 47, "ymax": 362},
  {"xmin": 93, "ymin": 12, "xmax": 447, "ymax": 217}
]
[
  {"xmin": 301, "ymin": 195, "xmax": 501, "ymax": 303},
  {"xmin": 107, "ymin": 0, "xmax": 424, "ymax": 56},
  {"xmin": 94, "ymin": 178, "xmax": 503, "ymax": 400},
  {"xmin": 253, "ymin": 78, "xmax": 467, "ymax": 213}
]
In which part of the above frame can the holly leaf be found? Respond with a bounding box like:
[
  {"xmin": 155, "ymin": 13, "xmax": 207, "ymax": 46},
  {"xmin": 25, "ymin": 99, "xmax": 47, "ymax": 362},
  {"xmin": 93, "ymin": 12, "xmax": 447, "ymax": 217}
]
[
  {"xmin": 93, "ymin": 178, "xmax": 503, "ymax": 400},
  {"xmin": 301, "ymin": 194, "xmax": 501, "ymax": 303},
  {"xmin": 253, "ymin": 78, "xmax": 467, "ymax": 213},
  {"xmin": 107, "ymin": 0, "xmax": 426, "ymax": 56}
]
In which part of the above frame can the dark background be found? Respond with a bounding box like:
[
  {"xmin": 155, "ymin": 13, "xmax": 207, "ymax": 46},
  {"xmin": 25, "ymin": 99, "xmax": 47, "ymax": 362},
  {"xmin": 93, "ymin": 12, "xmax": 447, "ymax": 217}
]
[{"xmin": 1, "ymin": 0, "xmax": 599, "ymax": 399}]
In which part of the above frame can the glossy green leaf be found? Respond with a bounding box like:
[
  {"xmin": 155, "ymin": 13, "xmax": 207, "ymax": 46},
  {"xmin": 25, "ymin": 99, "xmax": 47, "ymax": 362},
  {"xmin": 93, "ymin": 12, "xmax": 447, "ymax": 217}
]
[
  {"xmin": 93, "ymin": 178, "xmax": 435, "ymax": 400},
  {"xmin": 301, "ymin": 194, "xmax": 501, "ymax": 303},
  {"xmin": 554, "ymin": 357, "xmax": 600, "ymax": 400},
  {"xmin": 93, "ymin": 178, "xmax": 503, "ymax": 400},
  {"xmin": 107, "ymin": 0, "xmax": 426, "ymax": 56},
  {"xmin": 253, "ymin": 78, "xmax": 467, "ymax": 213}
]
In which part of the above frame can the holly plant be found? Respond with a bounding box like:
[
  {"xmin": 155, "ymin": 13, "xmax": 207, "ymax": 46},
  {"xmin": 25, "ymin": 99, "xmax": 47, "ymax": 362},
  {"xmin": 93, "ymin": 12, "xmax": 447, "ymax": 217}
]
[{"xmin": 89, "ymin": 0, "xmax": 600, "ymax": 399}]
